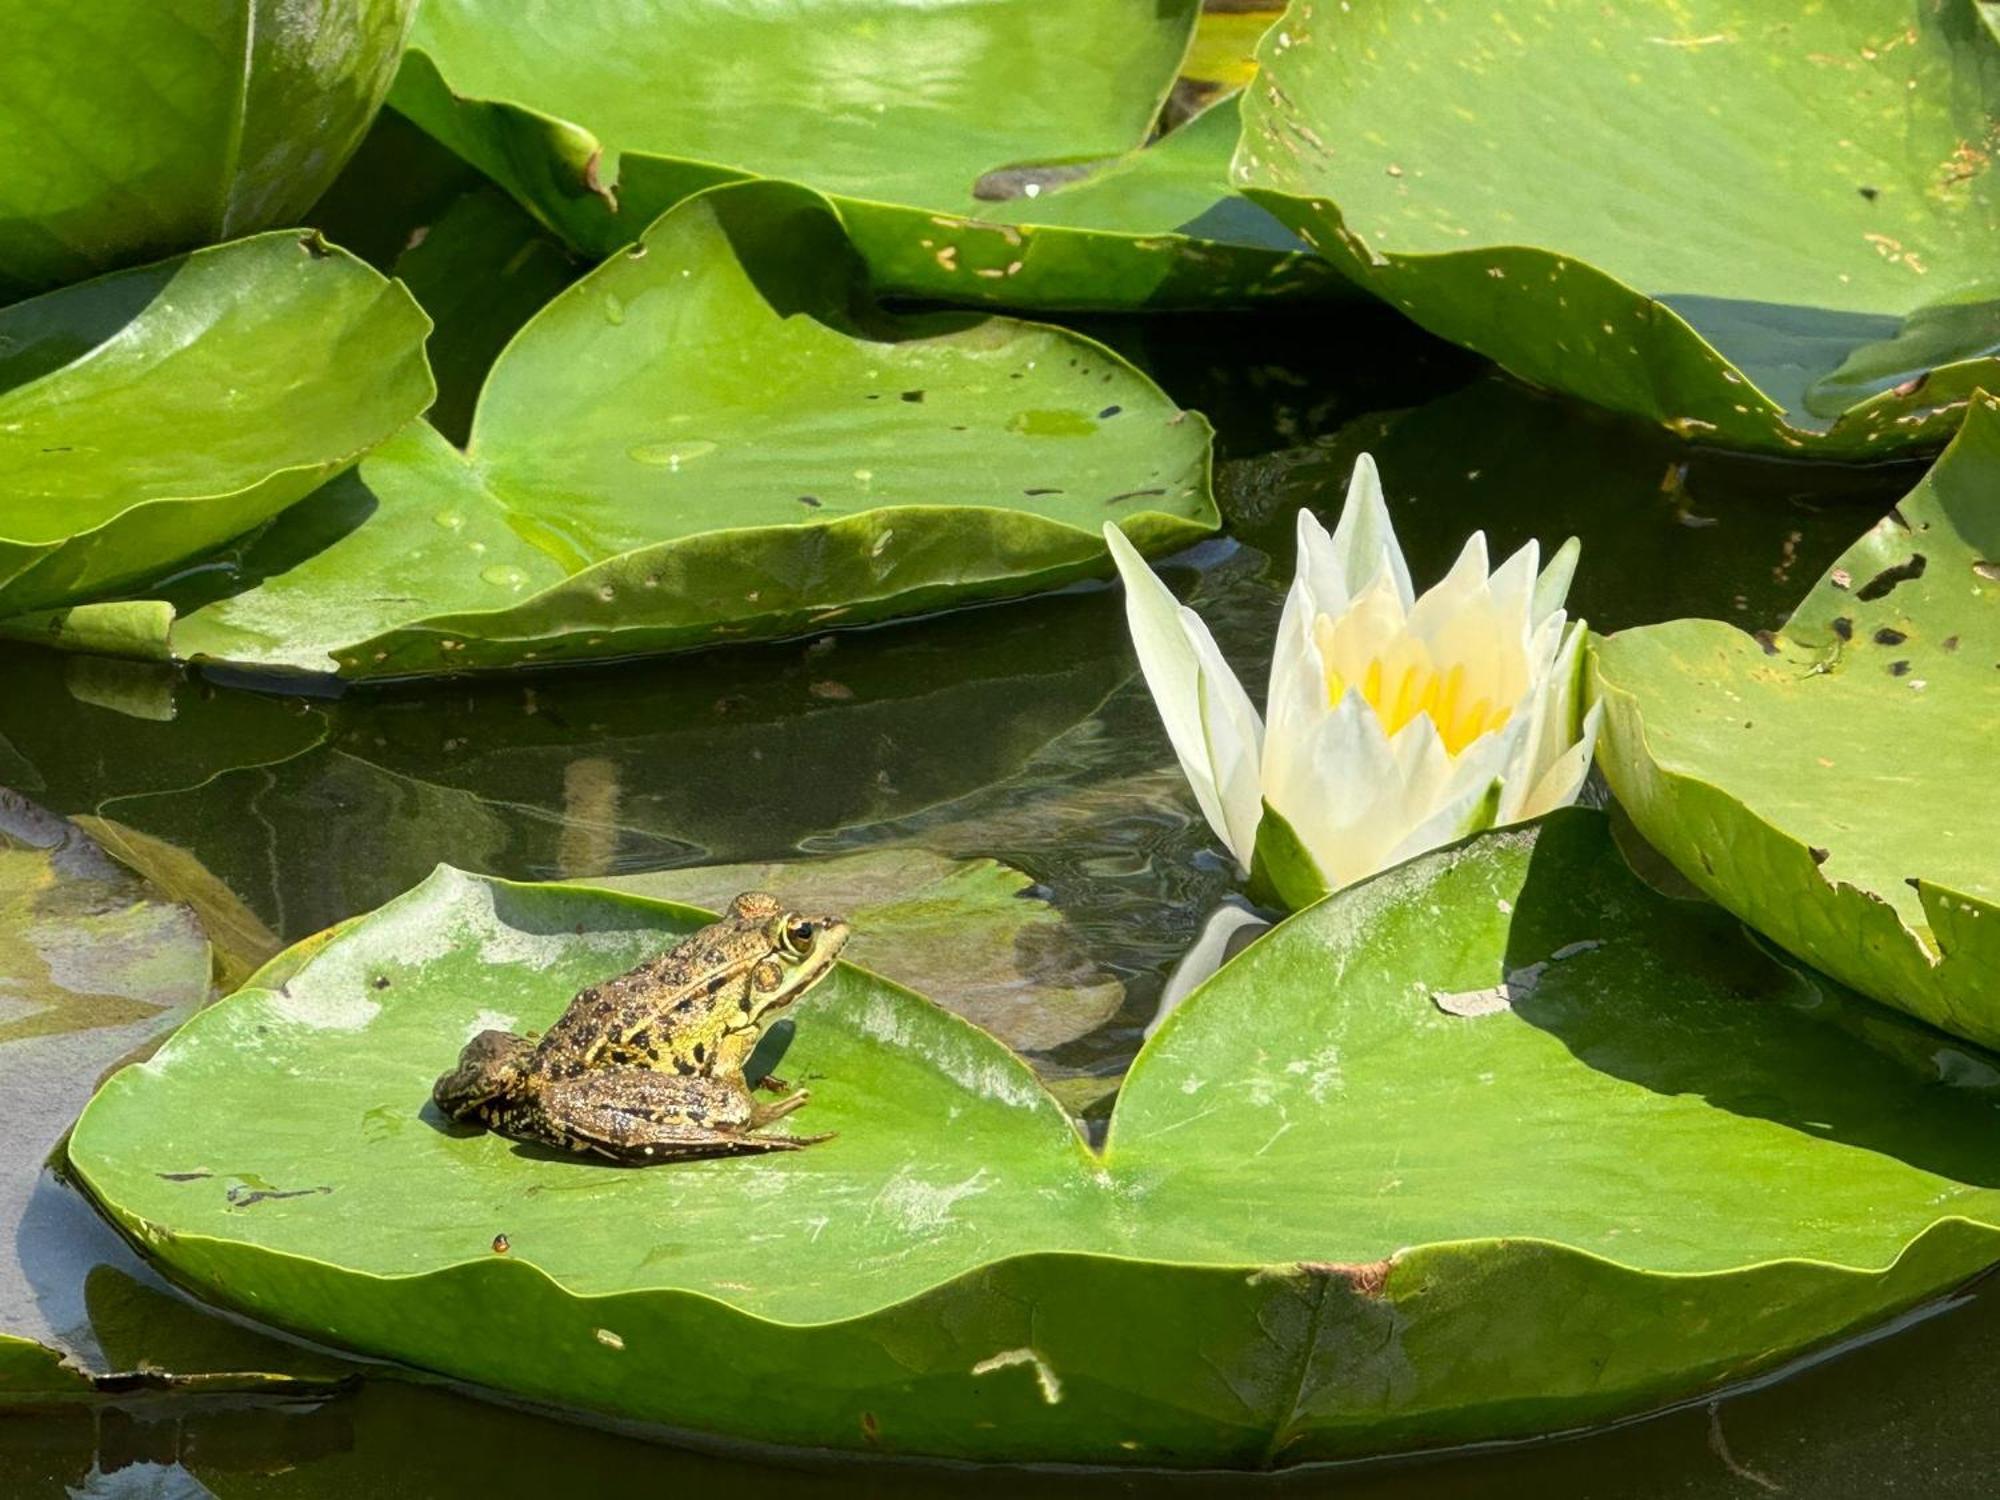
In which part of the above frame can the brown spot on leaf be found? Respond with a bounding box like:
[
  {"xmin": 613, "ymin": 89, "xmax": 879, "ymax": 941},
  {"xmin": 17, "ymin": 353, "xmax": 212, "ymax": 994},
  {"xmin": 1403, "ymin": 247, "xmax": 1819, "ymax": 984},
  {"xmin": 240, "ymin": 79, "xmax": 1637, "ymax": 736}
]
[
  {"xmin": 1831, "ymin": 616, "xmax": 1853, "ymax": 640},
  {"xmin": 1873, "ymin": 626, "xmax": 1908, "ymax": 646},
  {"xmin": 582, "ymin": 150, "xmax": 618, "ymax": 210},
  {"xmin": 1888, "ymin": 659, "xmax": 1912, "ymax": 676},
  {"xmin": 1855, "ymin": 554, "xmax": 1926, "ymax": 600},
  {"xmin": 1300, "ymin": 1259, "xmax": 1392, "ymax": 1298}
]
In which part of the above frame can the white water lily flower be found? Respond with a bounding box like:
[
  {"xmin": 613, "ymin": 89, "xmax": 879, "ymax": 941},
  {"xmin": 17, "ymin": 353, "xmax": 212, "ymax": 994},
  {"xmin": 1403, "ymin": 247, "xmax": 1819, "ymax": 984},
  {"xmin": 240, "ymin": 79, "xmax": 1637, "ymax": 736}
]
[{"xmin": 1104, "ymin": 454, "xmax": 1601, "ymax": 907}]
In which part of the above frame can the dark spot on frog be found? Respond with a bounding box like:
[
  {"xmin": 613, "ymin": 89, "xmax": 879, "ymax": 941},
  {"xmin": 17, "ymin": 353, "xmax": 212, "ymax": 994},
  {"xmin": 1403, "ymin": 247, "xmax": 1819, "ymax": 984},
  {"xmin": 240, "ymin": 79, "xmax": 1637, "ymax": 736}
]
[
  {"xmin": 1888, "ymin": 659, "xmax": 1911, "ymax": 676},
  {"xmin": 690, "ymin": 1042, "xmax": 707, "ymax": 1067},
  {"xmin": 492, "ymin": 1234, "xmax": 510, "ymax": 1254},
  {"xmin": 1855, "ymin": 554, "xmax": 1926, "ymax": 600},
  {"xmin": 1873, "ymin": 627, "xmax": 1907, "ymax": 646},
  {"xmin": 899, "ymin": 390, "xmax": 924, "ymax": 403},
  {"xmin": 1810, "ymin": 846, "xmax": 1830, "ymax": 865},
  {"xmin": 156, "ymin": 1171, "xmax": 213, "ymax": 1183},
  {"xmin": 1023, "ymin": 487, "xmax": 1064, "ymax": 496},
  {"xmin": 1098, "ymin": 404, "xmax": 1123, "ymax": 419},
  {"xmin": 1831, "ymin": 616, "xmax": 1853, "ymax": 641},
  {"xmin": 797, "ymin": 494, "xmax": 822, "ymax": 508}
]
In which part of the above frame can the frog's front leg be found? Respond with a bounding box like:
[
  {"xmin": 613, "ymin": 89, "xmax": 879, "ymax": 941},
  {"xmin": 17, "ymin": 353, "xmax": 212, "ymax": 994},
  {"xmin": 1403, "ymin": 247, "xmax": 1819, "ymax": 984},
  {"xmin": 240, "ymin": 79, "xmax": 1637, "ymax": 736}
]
[{"xmin": 538, "ymin": 1070, "xmax": 826, "ymax": 1164}]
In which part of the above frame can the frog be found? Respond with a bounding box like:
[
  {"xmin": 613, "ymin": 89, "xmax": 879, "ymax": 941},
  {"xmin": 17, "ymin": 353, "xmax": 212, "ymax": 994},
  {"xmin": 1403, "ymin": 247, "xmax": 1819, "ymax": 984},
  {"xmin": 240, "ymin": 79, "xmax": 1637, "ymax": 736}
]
[{"xmin": 431, "ymin": 892, "xmax": 849, "ymax": 1163}]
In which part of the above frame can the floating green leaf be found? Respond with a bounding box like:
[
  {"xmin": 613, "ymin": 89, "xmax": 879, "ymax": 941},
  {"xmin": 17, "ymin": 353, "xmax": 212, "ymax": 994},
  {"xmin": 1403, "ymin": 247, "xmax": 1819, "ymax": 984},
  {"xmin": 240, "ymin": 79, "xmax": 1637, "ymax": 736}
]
[
  {"xmin": 1593, "ymin": 397, "xmax": 2000, "ymax": 1047},
  {"xmin": 14, "ymin": 183, "xmax": 1213, "ymax": 681},
  {"xmin": 391, "ymin": 0, "xmax": 1329, "ymax": 308},
  {"xmin": 0, "ymin": 1334, "xmax": 88, "ymax": 1399},
  {"xmin": 0, "ymin": 792, "xmax": 209, "ymax": 1366},
  {"xmin": 0, "ymin": 0, "xmax": 417, "ymax": 295},
  {"xmin": 68, "ymin": 813, "xmax": 2000, "ymax": 1464},
  {"xmin": 1236, "ymin": 0, "xmax": 2000, "ymax": 454},
  {"xmin": 0, "ymin": 232, "xmax": 433, "ymax": 620},
  {"xmin": 579, "ymin": 849, "xmax": 1121, "ymax": 1054}
]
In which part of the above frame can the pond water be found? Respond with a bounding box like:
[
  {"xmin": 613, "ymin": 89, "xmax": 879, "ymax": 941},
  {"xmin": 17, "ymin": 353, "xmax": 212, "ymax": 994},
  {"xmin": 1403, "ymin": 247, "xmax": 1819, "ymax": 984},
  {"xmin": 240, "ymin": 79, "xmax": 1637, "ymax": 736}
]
[{"xmin": 0, "ymin": 305, "xmax": 1971, "ymax": 1495}]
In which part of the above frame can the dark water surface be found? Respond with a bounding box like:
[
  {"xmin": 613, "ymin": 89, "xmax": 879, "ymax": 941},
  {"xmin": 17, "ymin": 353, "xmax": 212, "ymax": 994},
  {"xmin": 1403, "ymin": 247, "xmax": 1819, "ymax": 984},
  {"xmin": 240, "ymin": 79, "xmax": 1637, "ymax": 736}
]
[{"xmin": 2, "ymin": 307, "xmax": 1971, "ymax": 1495}]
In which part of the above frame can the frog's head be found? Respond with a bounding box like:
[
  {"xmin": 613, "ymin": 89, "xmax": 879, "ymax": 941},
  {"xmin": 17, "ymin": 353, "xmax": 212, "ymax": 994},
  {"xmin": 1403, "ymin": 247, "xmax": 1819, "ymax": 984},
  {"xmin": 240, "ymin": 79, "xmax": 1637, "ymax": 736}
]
[
  {"xmin": 728, "ymin": 891, "xmax": 849, "ymax": 1030},
  {"xmin": 433, "ymin": 1029, "xmax": 535, "ymax": 1119}
]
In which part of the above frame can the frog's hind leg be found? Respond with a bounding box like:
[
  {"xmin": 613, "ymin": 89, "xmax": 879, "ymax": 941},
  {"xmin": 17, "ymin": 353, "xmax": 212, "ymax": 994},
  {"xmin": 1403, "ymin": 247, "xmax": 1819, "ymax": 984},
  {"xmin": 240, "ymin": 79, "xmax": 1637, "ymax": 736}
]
[
  {"xmin": 538, "ymin": 1071, "xmax": 823, "ymax": 1164},
  {"xmin": 749, "ymin": 1087, "xmax": 812, "ymax": 1128}
]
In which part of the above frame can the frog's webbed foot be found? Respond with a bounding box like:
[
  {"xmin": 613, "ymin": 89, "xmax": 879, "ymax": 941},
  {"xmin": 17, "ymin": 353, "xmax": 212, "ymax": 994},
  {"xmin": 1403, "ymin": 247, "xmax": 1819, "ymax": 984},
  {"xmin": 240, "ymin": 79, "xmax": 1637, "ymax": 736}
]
[{"xmin": 537, "ymin": 1070, "xmax": 825, "ymax": 1164}]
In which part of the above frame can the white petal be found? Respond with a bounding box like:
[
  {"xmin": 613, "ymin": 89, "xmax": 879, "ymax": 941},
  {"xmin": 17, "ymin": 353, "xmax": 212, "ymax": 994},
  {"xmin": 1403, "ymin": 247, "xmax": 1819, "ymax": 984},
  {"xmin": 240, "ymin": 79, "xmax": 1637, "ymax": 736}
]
[
  {"xmin": 1493, "ymin": 612, "xmax": 1574, "ymax": 821},
  {"xmin": 1145, "ymin": 904, "xmax": 1272, "ymax": 1038},
  {"xmin": 1437, "ymin": 707, "xmax": 1534, "ymax": 811},
  {"xmin": 1515, "ymin": 700, "xmax": 1603, "ymax": 820},
  {"xmin": 1272, "ymin": 689, "xmax": 1408, "ymax": 890},
  {"xmin": 1486, "ymin": 538, "xmax": 1540, "ymax": 637},
  {"xmin": 1266, "ymin": 573, "xmax": 1326, "ymax": 755},
  {"xmin": 1408, "ymin": 529, "xmax": 1491, "ymax": 629},
  {"xmin": 1533, "ymin": 536, "xmax": 1582, "ymax": 625},
  {"xmin": 1104, "ymin": 523, "xmax": 1263, "ymax": 869},
  {"xmin": 1326, "ymin": 456, "xmax": 1414, "ymax": 609},
  {"xmin": 1387, "ymin": 710, "xmax": 1453, "ymax": 814},
  {"xmin": 1382, "ymin": 772, "xmax": 1504, "ymax": 868},
  {"xmin": 1187, "ymin": 610, "xmax": 1268, "ymax": 868}
]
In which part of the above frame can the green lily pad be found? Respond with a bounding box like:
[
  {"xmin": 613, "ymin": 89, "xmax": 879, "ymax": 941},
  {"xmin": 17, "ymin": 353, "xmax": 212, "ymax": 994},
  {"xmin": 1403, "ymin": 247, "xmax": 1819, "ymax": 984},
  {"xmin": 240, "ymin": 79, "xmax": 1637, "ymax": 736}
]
[
  {"xmin": 0, "ymin": 0, "xmax": 416, "ymax": 296},
  {"xmin": 1235, "ymin": 0, "xmax": 2000, "ymax": 455},
  {"xmin": 67, "ymin": 812, "xmax": 2000, "ymax": 1464},
  {"xmin": 390, "ymin": 0, "xmax": 1328, "ymax": 308},
  {"xmin": 0, "ymin": 1334, "xmax": 87, "ymax": 1399},
  {"xmin": 1592, "ymin": 397, "xmax": 2000, "ymax": 1048},
  {"xmin": 14, "ymin": 183, "xmax": 1214, "ymax": 681},
  {"xmin": 580, "ymin": 849, "xmax": 1121, "ymax": 1055},
  {"xmin": 0, "ymin": 792, "xmax": 209, "ymax": 1360},
  {"xmin": 0, "ymin": 232, "xmax": 433, "ymax": 620}
]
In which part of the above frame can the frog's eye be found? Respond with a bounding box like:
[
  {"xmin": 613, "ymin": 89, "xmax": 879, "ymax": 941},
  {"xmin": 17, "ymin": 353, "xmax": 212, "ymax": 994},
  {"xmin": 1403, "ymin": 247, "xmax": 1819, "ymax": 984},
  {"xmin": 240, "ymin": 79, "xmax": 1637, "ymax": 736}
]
[{"xmin": 780, "ymin": 919, "xmax": 817, "ymax": 957}]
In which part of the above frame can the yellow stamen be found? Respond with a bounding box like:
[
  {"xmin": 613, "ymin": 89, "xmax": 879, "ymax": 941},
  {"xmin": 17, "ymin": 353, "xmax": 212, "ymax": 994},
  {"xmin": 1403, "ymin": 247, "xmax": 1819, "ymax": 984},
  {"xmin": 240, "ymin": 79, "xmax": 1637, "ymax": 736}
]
[{"xmin": 1314, "ymin": 613, "xmax": 1509, "ymax": 756}]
